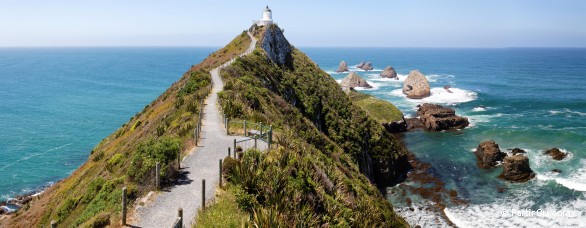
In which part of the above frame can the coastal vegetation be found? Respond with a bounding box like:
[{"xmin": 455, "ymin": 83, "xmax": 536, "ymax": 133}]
[
  {"xmin": 198, "ymin": 25, "xmax": 409, "ymax": 226},
  {"xmin": 346, "ymin": 89, "xmax": 404, "ymax": 124},
  {"xmin": 1, "ymin": 32, "xmax": 251, "ymax": 227}
]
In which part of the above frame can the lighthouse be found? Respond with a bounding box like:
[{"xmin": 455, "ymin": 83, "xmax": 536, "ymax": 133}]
[{"xmin": 255, "ymin": 6, "xmax": 273, "ymax": 26}]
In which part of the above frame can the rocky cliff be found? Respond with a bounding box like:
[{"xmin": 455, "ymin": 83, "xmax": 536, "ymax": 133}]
[{"xmin": 260, "ymin": 24, "xmax": 292, "ymax": 66}]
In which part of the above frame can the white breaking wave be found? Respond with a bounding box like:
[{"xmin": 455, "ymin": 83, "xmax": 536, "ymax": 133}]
[
  {"xmin": 473, "ymin": 106, "xmax": 487, "ymax": 112},
  {"xmin": 536, "ymin": 158, "xmax": 586, "ymax": 192},
  {"xmin": 444, "ymin": 197, "xmax": 586, "ymax": 228},
  {"xmin": 548, "ymin": 108, "xmax": 586, "ymax": 117},
  {"xmin": 390, "ymin": 87, "xmax": 477, "ymax": 104}
]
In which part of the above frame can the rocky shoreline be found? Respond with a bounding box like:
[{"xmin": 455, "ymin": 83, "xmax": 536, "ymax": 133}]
[{"xmin": 0, "ymin": 183, "xmax": 52, "ymax": 216}]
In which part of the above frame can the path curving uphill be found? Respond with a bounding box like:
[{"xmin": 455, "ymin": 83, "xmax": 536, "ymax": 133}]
[{"xmin": 132, "ymin": 32, "xmax": 265, "ymax": 228}]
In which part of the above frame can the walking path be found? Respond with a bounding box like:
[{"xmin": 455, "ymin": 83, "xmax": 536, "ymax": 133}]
[{"xmin": 132, "ymin": 32, "xmax": 263, "ymax": 228}]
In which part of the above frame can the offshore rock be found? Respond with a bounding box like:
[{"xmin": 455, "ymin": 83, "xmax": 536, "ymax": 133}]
[
  {"xmin": 340, "ymin": 72, "xmax": 372, "ymax": 89},
  {"xmin": 356, "ymin": 61, "xmax": 366, "ymax": 68},
  {"xmin": 544, "ymin": 148, "xmax": 567, "ymax": 160},
  {"xmin": 416, "ymin": 103, "xmax": 469, "ymax": 131},
  {"xmin": 403, "ymin": 70, "xmax": 430, "ymax": 99},
  {"xmin": 360, "ymin": 62, "xmax": 373, "ymax": 71},
  {"xmin": 336, "ymin": 61, "xmax": 349, "ymax": 73},
  {"xmin": 381, "ymin": 66, "xmax": 398, "ymax": 79},
  {"xmin": 499, "ymin": 155, "xmax": 536, "ymax": 182},
  {"xmin": 475, "ymin": 140, "xmax": 507, "ymax": 169}
]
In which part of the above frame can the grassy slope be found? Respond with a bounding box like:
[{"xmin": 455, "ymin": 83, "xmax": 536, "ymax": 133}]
[
  {"xmin": 203, "ymin": 25, "xmax": 408, "ymax": 227},
  {"xmin": 347, "ymin": 89, "xmax": 404, "ymax": 123},
  {"xmin": 2, "ymin": 32, "xmax": 251, "ymax": 228}
]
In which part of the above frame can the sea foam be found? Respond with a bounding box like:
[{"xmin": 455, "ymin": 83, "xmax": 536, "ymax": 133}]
[{"xmin": 390, "ymin": 87, "xmax": 477, "ymax": 104}]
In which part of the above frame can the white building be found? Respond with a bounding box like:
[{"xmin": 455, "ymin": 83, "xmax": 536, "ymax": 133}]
[{"xmin": 255, "ymin": 6, "xmax": 273, "ymax": 26}]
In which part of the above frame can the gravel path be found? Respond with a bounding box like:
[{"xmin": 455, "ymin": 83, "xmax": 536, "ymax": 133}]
[{"xmin": 132, "ymin": 32, "xmax": 263, "ymax": 228}]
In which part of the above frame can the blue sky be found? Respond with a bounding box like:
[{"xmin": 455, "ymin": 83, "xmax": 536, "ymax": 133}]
[{"xmin": 1, "ymin": 0, "xmax": 585, "ymax": 47}]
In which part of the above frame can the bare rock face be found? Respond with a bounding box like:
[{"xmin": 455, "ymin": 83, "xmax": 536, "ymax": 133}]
[
  {"xmin": 475, "ymin": 140, "xmax": 507, "ymax": 169},
  {"xmin": 498, "ymin": 155, "xmax": 535, "ymax": 182},
  {"xmin": 416, "ymin": 103, "xmax": 469, "ymax": 131},
  {"xmin": 381, "ymin": 66, "xmax": 398, "ymax": 79},
  {"xmin": 383, "ymin": 119, "xmax": 407, "ymax": 133},
  {"xmin": 360, "ymin": 62, "xmax": 373, "ymax": 71},
  {"xmin": 356, "ymin": 61, "xmax": 366, "ymax": 68},
  {"xmin": 511, "ymin": 148, "xmax": 526, "ymax": 155},
  {"xmin": 261, "ymin": 25, "xmax": 292, "ymax": 65},
  {"xmin": 340, "ymin": 72, "xmax": 372, "ymax": 88},
  {"xmin": 403, "ymin": 70, "xmax": 430, "ymax": 99},
  {"xmin": 544, "ymin": 148, "xmax": 567, "ymax": 160},
  {"xmin": 336, "ymin": 61, "xmax": 349, "ymax": 73}
]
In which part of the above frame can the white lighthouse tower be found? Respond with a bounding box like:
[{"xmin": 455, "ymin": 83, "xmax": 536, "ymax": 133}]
[{"xmin": 255, "ymin": 6, "xmax": 273, "ymax": 26}]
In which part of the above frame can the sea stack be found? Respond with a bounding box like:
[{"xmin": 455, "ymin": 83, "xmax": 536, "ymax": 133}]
[
  {"xmin": 360, "ymin": 62, "xmax": 374, "ymax": 71},
  {"xmin": 498, "ymin": 155, "xmax": 536, "ymax": 182},
  {"xmin": 381, "ymin": 66, "xmax": 398, "ymax": 79},
  {"xmin": 402, "ymin": 70, "xmax": 430, "ymax": 99},
  {"xmin": 340, "ymin": 72, "xmax": 372, "ymax": 88},
  {"xmin": 336, "ymin": 61, "xmax": 349, "ymax": 73},
  {"xmin": 356, "ymin": 61, "xmax": 366, "ymax": 68},
  {"xmin": 475, "ymin": 140, "xmax": 507, "ymax": 169}
]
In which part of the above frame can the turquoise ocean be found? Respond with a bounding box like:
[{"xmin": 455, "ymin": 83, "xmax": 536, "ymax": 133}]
[
  {"xmin": 1, "ymin": 47, "xmax": 585, "ymax": 226},
  {"xmin": 305, "ymin": 48, "xmax": 586, "ymax": 227},
  {"xmin": 0, "ymin": 47, "xmax": 214, "ymax": 203}
]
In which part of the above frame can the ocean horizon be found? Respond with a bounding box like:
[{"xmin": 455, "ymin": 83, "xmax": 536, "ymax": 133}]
[{"xmin": 1, "ymin": 47, "xmax": 584, "ymax": 225}]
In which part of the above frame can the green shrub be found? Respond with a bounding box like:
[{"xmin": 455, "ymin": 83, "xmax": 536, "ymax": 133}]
[
  {"xmin": 128, "ymin": 136, "xmax": 181, "ymax": 182},
  {"xmin": 106, "ymin": 154, "xmax": 124, "ymax": 172}
]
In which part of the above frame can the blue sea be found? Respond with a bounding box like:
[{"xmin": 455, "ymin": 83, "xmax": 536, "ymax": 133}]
[
  {"xmin": 0, "ymin": 47, "xmax": 215, "ymax": 204},
  {"xmin": 1, "ymin": 47, "xmax": 585, "ymax": 226},
  {"xmin": 303, "ymin": 48, "xmax": 586, "ymax": 227}
]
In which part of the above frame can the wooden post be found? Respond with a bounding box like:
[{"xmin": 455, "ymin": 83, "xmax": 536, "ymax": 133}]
[
  {"xmin": 202, "ymin": 179, "xmax": 206, "ymax": 209},
  {"xmin": 178, "ymin": 207, "xmax": 183, "ymax": 228},
  {"xmin": 194, "ymin": 126, "xmax": 199, "ymax": 146},
  {"xmin": 244, "ymin": 120, "xmax": 247, "ymax": 136},
  {"xmin": 269, "ymin": 125, "xmax": 273, "ymax": 149},
  {"xmin": 254, "ymin": 137, "xmax": 257, "ymax": 149},
  {"xmin": 155, "ymin": 162, "xmax": 160, "ymax": 190},
  {"xmin": 233, "ymin": 139, "xmax": 236, "ymax": 159},
  {"xmin": 219, "ymin": 159, "xmax": 223, "ymax": 188},
  {"xmin": 228, "ymin": 147, "xmax": 231, "ymax": 157},
  {"xmin": 122, "ymin": 187, "xmax": 127, "ymax": 225},
  {"xmin": 260, "ymin": 122, "xmax": 263, "ymax": 138},
  {"xmin": 51, "ymin": 220, "xmax": 57, "ymax": 228},
  {"xmin": 177, "ymin": 150, "xmax": 181, "ymax": 169},
  {"xmin": 226, "ymin": 118, "xmax": 229, "ymax": 135}
]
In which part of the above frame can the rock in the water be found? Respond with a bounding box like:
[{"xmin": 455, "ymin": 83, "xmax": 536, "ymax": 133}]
[
  {"xmin": 340, "ymin": 72, "xmax": 372, "ymax": 88},
  {"xmin": 544, "ymin": 148, "xmax": 567, "ymax": 160},
  {"xmin": 511, "ymin": 148, "xmax": 526, "ymax": 155},
  {"xmin": 261, "ymin": 25, "xmax": 292, "ymax": 65},
  {"xmin": 360, "ymin": 62, "xmax": 373, "ymax": 71},
  {"xmin": 443, "ymin": 85, "xmax": 453, "ymax": 93},
  {"xmin": 475, "ymin": 140, "xmax": 507, "ymax": 169},
  {"xmin": 336, "ymin": 61, "xmax": 349, "ymax": 73},
  {"xmin": 416, "ymin": 103, "xmax": 469, "ymax": 131},
  {"xmin": 551, "ymin": 169, "xmax": 562, "ymax": 173},
  {"xmin": 403, "ymin": 70, "xmax": 431, "ymax": 99},
  {"xmin": 498, "ymin": 155, "xmax": 536, "ymax": 182},
  {"xmin": 381, "ymin": 66, "xmax": 398, "ymax": 79},
  {"xmin": 383, "ymin": 119, "xmax": 407, "ymax": 133},
  {"xmin": 356, "ymin": 61, "xmax": 366, "ymax": 68}
]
